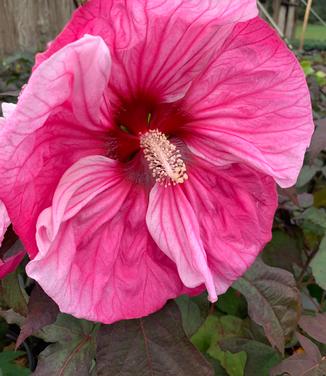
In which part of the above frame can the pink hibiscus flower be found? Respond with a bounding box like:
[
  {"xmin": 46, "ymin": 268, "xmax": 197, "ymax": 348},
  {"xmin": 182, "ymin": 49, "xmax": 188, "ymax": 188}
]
[
  {"xmin": 0, "ymin": 0, "xmax": 313, "ymax": 323},
  {"xmin": 0, "ymin": 201, "xmax": 23, "ymax": 279},
  {"xmin": 0, "ymin": 105, "xmax": 25, "ymax": 278}
]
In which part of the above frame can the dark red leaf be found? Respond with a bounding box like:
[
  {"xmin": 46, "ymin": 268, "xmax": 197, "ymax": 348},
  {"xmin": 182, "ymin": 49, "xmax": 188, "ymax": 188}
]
[
  {"xmin": 270, "ymin": 333, "xmax": 326, "ymax": 376},
  {"xmin": 233, "ymin": 258, "xmax": 300, "ymax": 354},
  {"xmin": 16, "ymin": 284, "xmax": 59, "ymax": 348},
  {"xmin": 33, "ymin": 314, "xmax": 96, "ymax": 376},
  {"xmin": 299, "ymin": 313, "xmax": 326, "ymax": 345},
  {"xmin": 0, "ymin": 225, "xmax": 19, "ymax": 260},
  {"xmin": 308, "ymin": 118, "xmax": 326, "ymax": 163},
  {"xmin": 97, "ymin": 301, "xmax": 213, "ymax": 376},
  {"xmin": 278, "ymin": 186, "xmax": 299, "ymax": 206}
]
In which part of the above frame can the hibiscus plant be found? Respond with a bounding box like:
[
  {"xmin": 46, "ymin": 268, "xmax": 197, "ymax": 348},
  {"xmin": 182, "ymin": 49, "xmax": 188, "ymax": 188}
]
[{"xmin": 0, "ymin": 1, "xmax": 325, "ymax": 375}]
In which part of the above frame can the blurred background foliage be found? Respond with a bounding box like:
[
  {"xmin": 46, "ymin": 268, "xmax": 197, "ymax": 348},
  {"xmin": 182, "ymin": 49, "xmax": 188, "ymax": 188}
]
[{"xmin": 0, "ymin": 1, "xmax": 326, "ymax": 376}]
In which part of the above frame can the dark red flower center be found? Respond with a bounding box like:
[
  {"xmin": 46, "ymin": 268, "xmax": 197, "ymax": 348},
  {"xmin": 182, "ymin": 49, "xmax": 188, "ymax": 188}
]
[{"xmin": 107, "ymin": 93, "xmax": 191, "ymax": 186}]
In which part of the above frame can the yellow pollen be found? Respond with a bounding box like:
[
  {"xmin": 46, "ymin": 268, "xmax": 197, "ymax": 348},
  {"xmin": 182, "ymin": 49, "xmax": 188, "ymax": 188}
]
[{"xmin": 140, "ymin": 129, "xmax": 188, "ymax": 187}]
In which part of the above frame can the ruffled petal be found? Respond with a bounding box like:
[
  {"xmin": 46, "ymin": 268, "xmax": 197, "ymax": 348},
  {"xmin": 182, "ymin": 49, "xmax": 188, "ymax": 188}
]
[
  {"xmin": 0, "ymin": 35, "xmax": 112, "ymax": 258},
  {"xmin": 182, "ymin": 18, "xmax": 313, "ymax": 187},
  {"xmin": 146, "ymin": 184, "xmax": 217, "ymax": 302},
  {"xmin": 27, "ymin": 156, "xmax": 190, "ymax": 323},
  {"xmin": 182, "ymin": 160, "xmax": 277, "ymax": 294},
  {"xmin": 12, "ymin": 34, "xmax": 111, "ymax": 131},
  {"xmin": 34, "ymin": 0, "xmax": 258, "ymax": 101},
  {"xmin": 146, "ymin": 158, "xmax": 277, "ymax": 300}
]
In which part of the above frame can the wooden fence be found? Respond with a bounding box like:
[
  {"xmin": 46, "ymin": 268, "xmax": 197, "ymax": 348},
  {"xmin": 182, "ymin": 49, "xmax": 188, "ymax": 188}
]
[
  {"xmin": 0, "ymin": 0, "xmax": 78, "ymax": 58},
  {"xmin": 273, "ymin": 0, "xmax": 298, "ymax": 39}
]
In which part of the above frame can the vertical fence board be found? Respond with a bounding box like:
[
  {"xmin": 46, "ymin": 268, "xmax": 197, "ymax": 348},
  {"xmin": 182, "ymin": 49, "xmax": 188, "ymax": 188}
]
[
  {"xmin": 285, "ymin": 0, "xmax": 297, "ymax": 40},
  {"xmin": 273, "ymin": 0, "xmax": 298, "ymax": 40},
  {"xmin": 0, "ymin": 0, "xmax": 75, "ymax": 58}
]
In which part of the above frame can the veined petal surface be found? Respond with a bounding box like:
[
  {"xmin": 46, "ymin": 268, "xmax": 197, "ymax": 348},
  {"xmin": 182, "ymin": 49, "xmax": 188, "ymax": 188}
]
[
  {"xmin": 183, "ymin": 160, "xmax": 278, "ymax": 293},
  {"xmin": 27, "ymin": 156, "xmax": 192, "ymax": 323},
  {"xmin": 0, "ymin": 35, "xmax": 112, "ymax": 258},
  {"xmin": 182, "ymin": 18, "xmax": 314, "ymax": 187},
  {"xmin": 147, "ymin": 184, "xmax": 217, "ymax": 302},
  {"xmin": 35, "ymin": 0, "xmax": 258, "ymax": 101},
  {"xmin": 147, "ymin": 159, "xmax": 277, "ymax": 297}
]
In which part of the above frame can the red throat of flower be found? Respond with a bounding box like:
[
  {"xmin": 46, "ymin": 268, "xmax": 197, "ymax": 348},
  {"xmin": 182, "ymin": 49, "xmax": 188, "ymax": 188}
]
[{"xmin": 109, "ymin": 93, "xmax": 191, "ymax": 186}]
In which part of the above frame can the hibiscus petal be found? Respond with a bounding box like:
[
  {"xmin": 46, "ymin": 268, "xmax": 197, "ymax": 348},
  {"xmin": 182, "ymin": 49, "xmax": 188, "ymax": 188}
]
[
  {"xmin": 1, "ymin": 103, "xmax": 17, "ymax": 119},
  {"xmin": 146, "ymin": 158, "xmax": 277, "ymax": 300},
  {"xmin": 1, "ymin": 106, "xmax": 26, "ymax": 274},
  {"xmin": 182, "ymin": 18, "xmax": 314, "ymax": 187},
  {"xmin": 0, "ymin": 251, "xmax": 25, "ymax": 279},
  {"xmin": 183, "ymin": 160, "xmax": 277, "ymax": 294},
  {"xmin": 13, "ymin": 34, "xmax": 111, "ymax": 130},
  {"xmin": 27, "ymin": 156, "xmax": 190, "ymax": 323},
  {"xmin": 0, "ymin": 102, "xmax": 16, "ymax": 127},
  {"xmin": 147, "ymin": 0, "xmax": 257, "ymax": 22},
  {"xmin": 0, "ymin": 201, "xmax": 25, "ymax": 279},
  {"xmin": 119, "ymin": 0, "xmax": 258, "ymax": 100},
  {"xmin": 0, "ymin": 201, "xmax": 10, "ymax": 247},
  {"xmin": 0, "ymin": 35, "xmax": 112, "ymax": 258},
  {"xmin": 34, "ymin": 0, "xmax": 257, "ymax": 101},
  {"xmin": 146, "ymin": 184, "xmax": 217, "ymax": 302}
]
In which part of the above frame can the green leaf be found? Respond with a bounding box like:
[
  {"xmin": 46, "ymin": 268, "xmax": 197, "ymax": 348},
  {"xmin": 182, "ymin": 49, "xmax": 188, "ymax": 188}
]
[
  {"xmin": 216, "ymin": 287, "xmax": 247, "ymax": 317},
  {"xmin": 315, "ymin": 70, "xmax": 326, "ymax": 86},
  {"xmin": 211, "ymin": 351, "xmax": 246, "ymax": 376},
  {"xmin": 191, "ymin": 315, "xmax": 247, "ymax": 376},
  {"xmin": 296, "ymin": 165, "xmax": 319, "ymax": 187},
  {"xmin": 206, "ymin": 355, "xmax": 228, "ymax": 376},
  {"xmin": 300, "ymin": 207, "xmax": 326, "ymax": 235},
  {"xmin": 311, "ymin": 236, "xmax": 326, "ymax": 290},
  {"xmin": 191, "ymin": 315, "xmax": 245, "ymax": 351},
  {"xmin": 298, "ymin": 193, "xmax": 314, "ymax": 208},
  {"xmin": 301, "ymin": 60, "xmax": 315, "ymax": 76},
  {"xmin": 0, "ymin": 309, "xmax": 25, "ymax": 327},
  {"xmin": 0, "ymin": 270, "xmax": 28, "ymax": 316},
  {"xmin": 0, "ymin": 318, "xmax": 8, "ymax": 346},
  {"xmin": 191, "ymin": 315, "xmax": 218, "ymax": 353},
  {"xmin": 33, "ymin": 314, "xmax": 97, "ymax": 376},
  {"xmin": 233, "ymin": 258, "xmax": 300, "ymax": 353},
  {"xmin": 176, "ymin": 293, "xmax": 209, "ymax": 337},
  {"xmin": 262, "ymin": 230, "xmax": 303, "ymax": 272},
  {"xmin": 308, "ymin": 118, "xmax": 326, "ymax": 163},
  {"xmin": 314, "ymin": 187, "xmax": 326, "ymax": 208},
  {"xmin": 0, "ymin": 351, "xmax": 30, "ymax": 376},
  {"xmin": 220, "ymin": 338, "xmax": 281, "ymax": 376},
  {"xmin": 96, "ymin": 301, "xmax": 213, "ymax": 376}
]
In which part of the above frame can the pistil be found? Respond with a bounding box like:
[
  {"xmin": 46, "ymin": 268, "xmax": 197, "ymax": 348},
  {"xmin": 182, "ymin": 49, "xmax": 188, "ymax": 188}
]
[{"xmin": 140, "ymin": 129, "xmax": 188, "ymax": 187}]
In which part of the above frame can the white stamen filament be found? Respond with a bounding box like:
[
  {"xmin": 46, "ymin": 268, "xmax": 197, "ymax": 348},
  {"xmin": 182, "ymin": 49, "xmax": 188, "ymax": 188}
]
[{"xmin": 140, "ymin": 129, "xmax": 188, "ymax": 187}]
